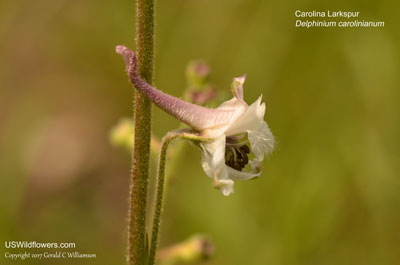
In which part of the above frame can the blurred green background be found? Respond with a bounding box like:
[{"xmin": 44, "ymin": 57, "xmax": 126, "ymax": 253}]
[{"xmin": 1, "ymin": 0, "xmax": 400, "ymax": 264}]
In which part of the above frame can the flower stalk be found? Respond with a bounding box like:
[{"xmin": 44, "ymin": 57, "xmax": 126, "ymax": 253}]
[
  {"xmin": 148, "ymin": 129, "xmax": 212, "ymax": 265},
  {"xmin": 127, "ymin": 0, "xmax": 154, "ymax": 264},
  {"xmin": 148, "ymin": 131, "xmax": 180, "ymax": 265}
]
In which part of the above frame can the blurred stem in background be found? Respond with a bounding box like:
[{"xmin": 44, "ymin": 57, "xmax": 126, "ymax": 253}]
[{"xmin": 128, "ymin": 0, "xmax": 154, "ymax": 264}]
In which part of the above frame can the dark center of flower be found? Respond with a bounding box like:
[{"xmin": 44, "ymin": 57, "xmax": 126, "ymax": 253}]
[{"xmin": 225, "ymin": 143, "xmax": 250, "ymax": 171}]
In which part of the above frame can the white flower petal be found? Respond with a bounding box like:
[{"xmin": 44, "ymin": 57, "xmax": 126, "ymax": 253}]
[
  {"xmin": 248, "ymin": 121, "xmax": 275, "ymax": 160},
  {"xmin": 200, "ymin": 136, "xmax": 240, "ymax": 196},
  {"xmin": 196, "ymin": 76, "xmax": 274, "ymax": 195},
  {"xmin": 250, "ymin": 158, "xmax": 262, "ymax": 171},
  {"xmin": 226, "ymin": 166, "xmax": 261, "ymax": 181},
  {"xmin": 200, "ymin": 135, "xmax": 226, "ymax": 178},
  {"xmin": 218, "ymin": 179, "xmax": 234, "ymax": 196},
  {"xmin": 231, "ymin": 75, "xmax": 246, "ymax": 103},
  {"xmin": 198, "ymin": 75, "xmax": 251, "ymax": 138},
  {"xmin": 225, "ymin": 96, "xmax": 265, "ymax": 136},
  {"xmin": 201, "ymin": 97, "xmax": 247, "ymax": 138}
]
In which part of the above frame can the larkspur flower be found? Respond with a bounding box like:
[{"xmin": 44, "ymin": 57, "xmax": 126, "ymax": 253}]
[{"xmin": 116, "ymin": 45, "xmax": 274, "ymax": 196}]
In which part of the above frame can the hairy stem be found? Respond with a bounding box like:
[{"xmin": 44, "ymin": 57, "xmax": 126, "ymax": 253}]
[
  {"xmin": 148, "ymin": 131, "xmax": 180, "ymax": 265},
  {"xmin": 127, "ymin": 0, "xmax": 154, "ymax": 264},
  {"xmin": 148, "ymin": 130, "xmax": 212, "ymax": 265}
]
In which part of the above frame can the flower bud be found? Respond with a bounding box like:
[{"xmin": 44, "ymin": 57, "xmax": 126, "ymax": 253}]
[
  {"xmin": 185, "ymin": 60, "xmax": 210, "ymax": 87},
  {"xmin": 184, "ymin": 60, "xmax": 218, "ymax": 105},
  {"xmin": 157, "ymin": 235, "xmax": 214, "ymax": 265},
  {"xmin": 110, "ymin": 118, "xmax": 160, "ymax": 152},
  {"xmin": 110, "ymin": 118, "xmax": 135, "ymax": 151}
]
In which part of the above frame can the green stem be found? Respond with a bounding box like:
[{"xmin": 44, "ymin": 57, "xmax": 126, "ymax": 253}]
[
  {"xmin": 148, "ymin": 131, "xmax": 181, "ymax": 265},
  {"xmin": 148, "ymin": 130, "xmax": 212, "ymax": 265},
  {"xmin": 128, "ymin": 0, "xmax": 154, "ymax": 264}
]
